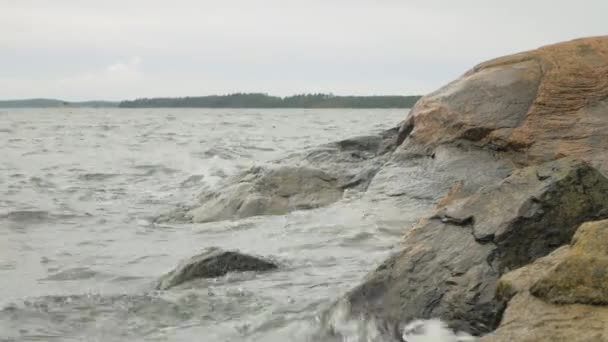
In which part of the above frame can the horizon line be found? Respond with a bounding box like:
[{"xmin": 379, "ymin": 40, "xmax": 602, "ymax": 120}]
[{"xmin": 0, "ymin": 92, "xmax": 423, "ymax": 103}]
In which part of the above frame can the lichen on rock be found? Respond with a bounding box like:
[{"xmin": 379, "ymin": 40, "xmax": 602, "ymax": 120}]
[
  {"xmin": 481, "ymin": 242, "xmax": 608, "ymax": 342},
  {"xmin": 530, "ymin": 219, "xmax": 608, "ymax": 305}
]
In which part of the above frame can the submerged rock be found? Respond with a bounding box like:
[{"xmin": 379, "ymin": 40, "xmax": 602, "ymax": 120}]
[
  {"xmin": 340, "ymin": 158, "xmax": 608, "ymax": 335},
  {"xmin": 157, "ymin": 248, "xmax": 277, "ymax": 290}
]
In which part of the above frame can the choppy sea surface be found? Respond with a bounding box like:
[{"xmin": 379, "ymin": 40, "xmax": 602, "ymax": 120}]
[{"xmin": 0, "ymin": 108, "xmax": 423, "ymax": 342}]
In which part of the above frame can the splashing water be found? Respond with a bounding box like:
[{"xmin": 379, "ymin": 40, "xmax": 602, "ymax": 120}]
[
  {"xmin": 1, "ymin": 108, "xmax": 479, "ymax": 342},
  {"xmin": 319, "ymin": 301, "xmax": 476, "ymax": 342},
  {"xmin": 402, "ymin": 320, "xmax": 476, "ymax": 342}
]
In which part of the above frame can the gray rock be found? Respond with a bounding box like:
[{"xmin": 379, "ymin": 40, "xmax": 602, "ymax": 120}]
[
  {"xmin": 156, "ymin": 248, "xmax": 277, "ymax": 290},
  {"xmin": 337, "ymin": 158, "xmax": 608, "ymax": 336},
  {"xmin": 278, "ymin": 126, "xmax": 402, "ymax": 191},
  {"xmin": 185, "ymin": 165, "xmax": 344, "ymax": 223},
  {"xmin": 158, "ymin": 127, "xmax": 404, "ymax": 224}
]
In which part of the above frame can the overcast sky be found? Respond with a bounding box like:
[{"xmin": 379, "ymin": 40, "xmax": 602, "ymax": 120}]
[{"xmin": 1, "ymin": 0, "xmax": 607, "ymax": 101}]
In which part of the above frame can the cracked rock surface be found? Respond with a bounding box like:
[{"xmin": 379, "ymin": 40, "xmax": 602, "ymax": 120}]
[{"xmin": 341, "ymin": 158, "xmax": 608, "ymax": 336}]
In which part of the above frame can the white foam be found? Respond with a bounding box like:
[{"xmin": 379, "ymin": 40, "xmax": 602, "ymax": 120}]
[{"xmin": 402, "ymin": 319, "xmax": 476, "ymax": 342}]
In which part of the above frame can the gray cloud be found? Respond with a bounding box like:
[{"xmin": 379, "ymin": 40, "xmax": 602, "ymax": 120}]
[{"xmin": 2, "ymin": 0, "xmax": 607, "ymax": 100}]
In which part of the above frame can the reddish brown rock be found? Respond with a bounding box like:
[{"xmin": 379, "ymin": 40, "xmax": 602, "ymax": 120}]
[{"xmin": 403, "ymin": 36, "xmax": 608, "ymax": 171}]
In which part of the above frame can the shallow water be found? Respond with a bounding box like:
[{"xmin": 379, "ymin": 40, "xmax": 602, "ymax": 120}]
[{"xmin": 0, "ymin": 108, "xmax": 421, "ymax": 341}]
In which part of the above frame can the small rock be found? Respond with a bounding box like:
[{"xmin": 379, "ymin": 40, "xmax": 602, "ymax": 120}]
[{"xmin": 156, "ymin": 248, "xmax": 277, "ymax": 290}]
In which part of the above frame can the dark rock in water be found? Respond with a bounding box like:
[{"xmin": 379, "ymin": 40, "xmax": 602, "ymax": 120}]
[
  {"xmin": 156, "ymin": 248, "xmax": 277, "ymax": 290},
  {"xmin": 339, "ymin": 158, "xmax": 608, "ymax": 336}
]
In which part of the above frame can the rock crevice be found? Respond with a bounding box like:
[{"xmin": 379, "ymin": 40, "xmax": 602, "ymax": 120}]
[{"xmin": 342, "ymin": 158, "xmax": 608, "ymax": 336}]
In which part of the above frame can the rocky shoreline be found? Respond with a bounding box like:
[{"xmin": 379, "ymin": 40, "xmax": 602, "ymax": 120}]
[{"xmin": 158, "ymin": 36, "xmax": 608, "ymax": 341}]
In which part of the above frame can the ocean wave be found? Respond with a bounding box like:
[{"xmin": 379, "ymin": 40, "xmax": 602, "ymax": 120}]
[
  {"xmin": 41, "ymin": 267, "xmax": 108, "ymax": 281},
  {"xmin": 133, "ymin": 164, "xmax": 180, "ymax": 176},
  {"xmin": 179, "ymin": 174, "xmax": 205, "ymax": 188},
  {"xmin": 194, "ymin": 146, "xmax": 244, "ymax": 160},
  {"xmin": 29, "ymin": 176, "xmax": 56, "ymax": 188},
  {"xmin": 0, "ymin": 262, "xmax": 15, "ymax": 271},
  {"xmin": 21, "ymin": 149, "xmax": 50, "ymax": 156},
  {"xmin": 0, "ymin": 291, "xmax": 265, "ymax": 341},
  {"xmin": 0, "ymin": 210, "xmax": 50, "ymax": 222},
  {"xmin": 99, "ymin": 124, "xmax": 119, "ymax": 131},
  {"xmin": 77, "ymin": 172, "xmax": 121, "ymax": 181},
  {"xmin": 318, "ymin": 303, "xmax": 476, "ymax": 342},
  {"xmin": 339, "ymin": 231, "xmax": 376, "ymax": 245},
  {"xmin": 0, "ymin": 210, "xmax": 91, "ymax": 223}
]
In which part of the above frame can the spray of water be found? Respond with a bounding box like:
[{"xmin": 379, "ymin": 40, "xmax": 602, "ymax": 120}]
[
  {"xmin": 321, "ymin": 301, "xmax": 477, "ymax": 342},
  {"xmin": 401, "ymin": 319, "xmax": 476, "ymax": 342}
]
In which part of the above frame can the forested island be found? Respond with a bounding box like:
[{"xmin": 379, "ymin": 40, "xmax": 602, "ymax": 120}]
[
  {"xmin": 0, "ymin": 99, "xmax": 118, "ymax": 108},
  {"xmin": 1, "ymin": 94, "xmax": 421, "ymax": 109},
  {"xmin": 118, "ymin": 93, "xmax": 421, "ymax": 108}
]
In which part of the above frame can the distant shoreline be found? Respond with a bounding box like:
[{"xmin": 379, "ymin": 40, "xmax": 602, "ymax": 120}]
[
  {"xmin": 0, "ymin": 93, "xmax": 421, "ymax": 109},
  {"xmin": 0, "ymin": 99, "xmax": 119, "ymax": 109}
]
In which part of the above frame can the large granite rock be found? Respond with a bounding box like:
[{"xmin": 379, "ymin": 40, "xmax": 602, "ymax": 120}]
[
  {"xmin": 157, "ymin": 248, "xmax": 277, "ymax": 290},
  {"xmin": 339, "ymin": 158, "xmax": 608, "ymax": 336},
  {"xmin": 481, "ymin": 221, "xmax": 608, "ymax": 341},
  {"xmin": 402, "ymin": 36, "xmax": 608, "ymax": 172},
  {"xmin": 325, "ymin": 36, "xmax": 608, "ymax": 340}
]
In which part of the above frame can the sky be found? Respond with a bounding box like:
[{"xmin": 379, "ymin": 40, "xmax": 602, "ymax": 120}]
[{"xmin": 1, "ymin": 0, "xmax": 607, "ymax": 101}]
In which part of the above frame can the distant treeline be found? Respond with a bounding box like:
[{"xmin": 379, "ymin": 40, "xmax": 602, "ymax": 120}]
[
  {"xmin": 0, "ymin": 99, "xmax": 118, "ymax": 108},
  {"xmin": 119, "ymin": 93, "xmax": 421, "ymax": 108}
]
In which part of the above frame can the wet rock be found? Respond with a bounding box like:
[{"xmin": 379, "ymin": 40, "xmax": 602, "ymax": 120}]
[
  {"xmin": 325, "ymin": 36, "xmax": 608, "ymax": 340},
  {"xmin": 279, "ymin": 126, "xmax": 403, "ymax": 191},
  {"xmin": 340, "ymin": 158, "xmax": 608, "ymax": 335},
  {"xmin": 401, "ymin": 36, "xmax": 608, "ymax": 172},
  {"xmin": 183, "ymin": 165, "xmax": 344, "ymax": 223},
  {"xmin": 530, "ymin": 219, "xmax": 608, "ymax": 305},
  {"xmin": 157, "ymin": 248, "xmax": 277, "ymax": 290},
  {"xmin": 159, "ymin": 127, "xmax": 404, "ymax": 223},
  {"xmin": 480, "ymin": 245, "xmax": 608, "ymax": 342}
]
